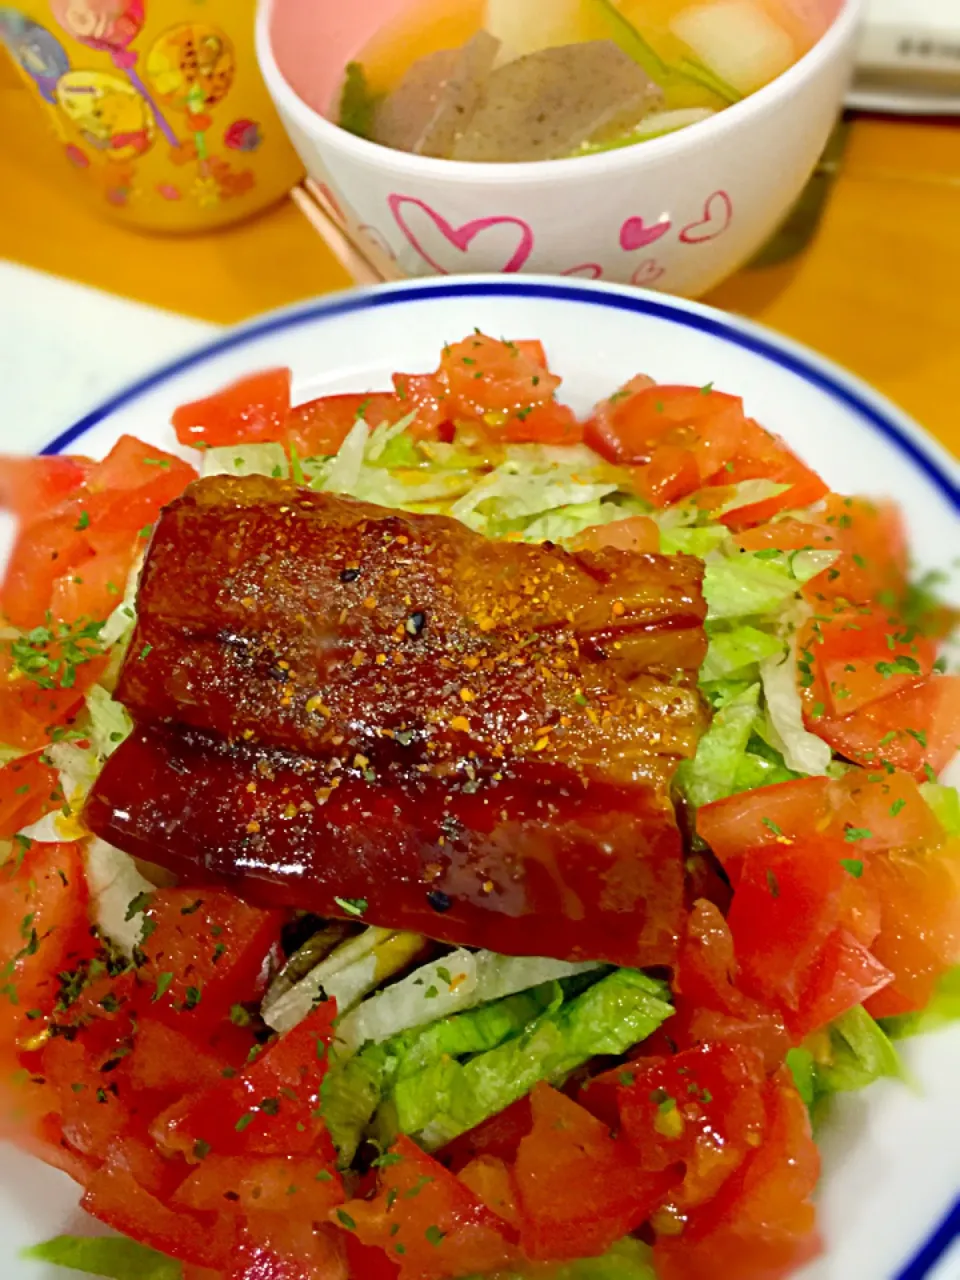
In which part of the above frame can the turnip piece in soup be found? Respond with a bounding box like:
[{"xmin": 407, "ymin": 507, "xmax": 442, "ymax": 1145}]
[
  {"xmin": 484, "ymin": 0, "xmax": 587, "ymax": 58},
  {"xmin": 670, "ymin": 1, "xmax": 796, "ymax": 95},
  {"xmin": 451, "ymin": 41, "xmax": 664, "ymax": 163},
  {"xmin": 371, "ymin": 30, "xmax": 500, "ymax": 158}
]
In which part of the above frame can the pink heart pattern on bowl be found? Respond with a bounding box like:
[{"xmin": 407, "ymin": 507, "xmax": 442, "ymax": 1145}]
[
  {"xmin": 619, "ymin": 215, "xmax": 672, "ymax": 252},
  {"xmin": 562, "ymin": 263, "xmax": 604, "ymax": 279},
  {"xmin": 631, "ymin": 258, "xmax": 666, "ymax": 287},
  {"xmin": 388, "ymin": 194, "xmax": 534, "ymax": 274},
  {"xmin": 679, "ymin": 191, "xmax": 733, "ymax": 244}
]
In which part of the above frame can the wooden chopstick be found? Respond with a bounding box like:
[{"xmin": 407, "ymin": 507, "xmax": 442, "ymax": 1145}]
[{"xmin": 290, "ymin": 184, "xmax": 385, "ymax": 285}]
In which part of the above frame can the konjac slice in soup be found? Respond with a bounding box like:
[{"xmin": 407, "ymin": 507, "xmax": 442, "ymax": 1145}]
[{"xmin": 337, "ymin": 0, "xmax": 835, "ymax": 161}]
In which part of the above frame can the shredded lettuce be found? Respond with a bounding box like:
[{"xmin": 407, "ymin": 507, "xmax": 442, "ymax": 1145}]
[
  {"xmin": 812, "ymin": 1006, "xmax": 904, "ymax": 1096},
  {"xmin": 20, "ymin": 1234, "xmax": 180, "ymax": 1279},
  {"xmin": 658, "ymin": 524, "xmax": 730, "ymax": 558},
  {"xmin": 84, "ymin": 839, "xmax": 157, "ymax": 956},
  {"xmin": 760, "ymin": 644, "xmax": 832, "ymax": 776},
  {"xmin": 921, "ymin": 782, "xmax": 960, "ymax": 837},
  {"xmin": 701, "ymin": 625, "xmax": 783, "ymax": 683},
  {"xmin": 333, "ymin": 949, "xmax": 601, "ymax": 1058},
  {"xmin": 323, "ymin": 982, "xmax": 564, "ymax": 1165},
  {"xmin": 879, "ymin": 967, "xmax": 960, "ymax": 1041},
  {"xmin": 451, "ymin": 465, "xmax": 618, "ymax": 535},
  {"xmin": 522, "ymin": 497, "xmax": 647, "ymax": 545},
  {"xmin": 86, "ymin": 685, "xmax": 133, "ymax": 759},
  {"xmin": 201, "ymin": 443, "xmax": 289, "ymax": 480},
  {"xmin": 674, "ymin": 684, "xmax": 760, "ymax": 808},
  {"xmin": 388, "ymin": 969, "xmax": 672, "ymax": 1150},
  {"xmin": 472, "ymin": 1237, "xmax": 657, "ymax": 1279}
]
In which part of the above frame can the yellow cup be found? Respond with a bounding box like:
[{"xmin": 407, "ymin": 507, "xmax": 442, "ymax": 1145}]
[{"xmin": 0, "ymin": 0, "xmax": 304, "ymax": 231}]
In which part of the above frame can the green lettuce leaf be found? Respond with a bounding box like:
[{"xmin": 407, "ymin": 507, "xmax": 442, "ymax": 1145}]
[
  {"xmin": 200, "ymin": 443, "xmax": 289, "ymax": 480},
  {"xmin": 388, "ymin": 969, "xmax": 672, "ymax": 1150},
  {"xmin": 658, "ymin": 524, "xmax": 730, "ymax": 558},
  {"xmin": 813, "ymin": 1006, "xmax": 904, "ymax": 1095},
  {"xmin": 879, "ymin": 966, "xmax": 960, "ymax": 1040},
  {"xmin": 674, "ymin": 683, "xmax": 760, "ymax": 808},
  {"xmin": 701, "ymin": 625, "xmax": 783, "ymax": 683},
  {"xmin": 322, "ymin": 982, "xmax": 566, "ymax": 1165},
  {"xmin": 473, "ymin": 1236, "xmax": 656, "ymax": 1278},
  {"xmin": 921, "ymin": 782, "xmax": 960, "ymax": 837},
  {"xmin": 703, "ymin": 551, "xmax": 836, "ymax": 621},
  {"xmin": 21, "ymin": 1234, "xmax": 180, "ymax": 1279},
  {"xmin": 522, "ymin": 497, "xmax": 647, "ymax": 545},
  {"xmin": 339, "ymin": 61, "xmax": 381, "ymax": 139}
]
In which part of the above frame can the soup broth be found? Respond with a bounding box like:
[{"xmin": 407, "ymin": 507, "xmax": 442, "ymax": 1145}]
[{"xmin": 337, "ymin": 0, "xmax": 835, "ymax": 162}]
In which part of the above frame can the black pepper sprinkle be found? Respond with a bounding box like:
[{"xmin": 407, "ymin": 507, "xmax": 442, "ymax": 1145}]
[
  {"xmin": 426, "ymin": 890, "xmax": 452, "ymax": 913},
  {"xmin": 406, "ymin": 611, "xmax": 427, "ymax": 636},
  {"xmin": 339, "ymin": 567, "xmax": 361, "ymax": 583}
]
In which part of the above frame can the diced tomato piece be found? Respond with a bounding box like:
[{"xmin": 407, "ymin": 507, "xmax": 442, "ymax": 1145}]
[
  {"xmin": 514, "ymin": 1082, "xmax": 677, "ymax": 1262},
  {"xmin": 735, "ymin": 519, "xmax": 836, "ymax": 555},
  {"xmin": 0, "ymin": 456, "xmax": 92, "ymax": 524},
  {"xmin": 0, "ymin": 840, "xmax": 91, "ymax": 1049},
  {"xmin": 135, "ymin": 887, "xmax": 281, "ymax": 1029},
  {"xmin": 800, "ymin": 604, "xmax": 936, "ymax": 718},
  {"xmin": 176, "ymin": 1153, "xmax": 344, "ymax": 1215},
  {"xmin": 570, "ymin": 515, "xmax": 660, "ymax": 554},
  {"xmin": 172, "ymin": 370, "xmax": 292, "ymax": 449},
  {"xmin": 865, "ymin": 842, "xmax": 960, "ymax": 1017},
  {"xmin": 812, "ymin": 675, "xmax": 960, "ymax": 781},
  {"xmin": 153, "ymin": 1001, "xmax": 338, "ymax": 1159},
  {"xmin": 127, "ymin": 1019, "xmax": 231, "ymax": 1094},
  {"xmin": 727, "ymin": 838, "xmax": 849, "ymax": 1011},
  {"xmin": 438, "ymin": 334, "xmax": 561, "ymax": 420},
  {"xmin": 0, "ymin": 751, "xmax": 61, "ymax": 838},
  {"xmin": 625, "ymin": 446, "xmax": 701, "ymax": 508},
  {"xmin": 789, "ymin": 929, "xmax": 893, "ymax": 1038},
  {"xmin": 697, "ymin": 778, "xmax": 833, "ymax": 883},
  {"xmin": 712, "ymin": 417, "xmax": 828, "ymax": 529},
  {"xmin": 231, "ymin": 1216, "xmax": 348, "ymax": 1280},
  {"xmin": 87, "ymin": 435, "xmax": 196, "ymax": 495},
  {"xmin": 440, "ymin": 1096, "xmax": 533, "ymax": 1173},
  {"xmin": 1, "ymin": 511, "xmax": 92, "ymax": 628},
  {"xmin": 392, "ymin": 372, "xmax": 451, "ymax": 438},
  {"xmin": 499, "ymin": 399, "xmax": 583, "ymax": 445},
  {"xmin": 654, "ymin": 1071, "xmax": 820, "ymax": 1280},
  {"xmin": 619, "ymin": 1043, "xmax": 766, "ymax": 1211},
  {"xmin": 830, "ymin": 769, "xmax": 945, "ymax": 852},
  {"xmin": 286, "ymin": 391, "xmax": 407, "ymax": 458},
  {"xmin": 340, "ymin": 1133, "xmax": 518, "ymax": 1280},
  {"xmin": 458, "ymin": 1156, "xmax": 521, "ymax": 1229},
  {"xmin": 0, "ymin": 645, "xmax": 108, "ymax": 752},
  {"xmin": 809, "ymin": 496, "xmax": 908, "ymax": 604},
  {"xmin": 50, "ymin": 547, "xmax": 133, "ymax": 624},
  {"xmin": 672, "ymin": 901, "xmax": 790, "ymax": 1071},
  {"xmin": 343, "ymin": 1232, "xmax": 402, "ymax": 1280},
  {"xmin": 83, "ymin": 1150, "xmax": 237, "ymax": 1270},
  {"xmin": 585, "ymin": 384, "xmax": 745, "ymax": 478}
]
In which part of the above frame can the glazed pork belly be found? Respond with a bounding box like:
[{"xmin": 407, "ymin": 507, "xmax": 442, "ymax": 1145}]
[{"xmin": 86, "ymin": 476, "xmax": 708, "ymax": 966}]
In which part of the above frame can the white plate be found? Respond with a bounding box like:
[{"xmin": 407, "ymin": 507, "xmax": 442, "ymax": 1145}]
[{"xmin": 3, "ymin": 277, "xmax": 959, "ymax": 1280}]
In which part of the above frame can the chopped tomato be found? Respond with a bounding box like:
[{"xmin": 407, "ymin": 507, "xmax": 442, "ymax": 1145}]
[
  {"xmin": 713, "ymin": 419, "xmax": 828, "ymax": 529},
  {"xmin": 500, "ymin": 400, "xmax": 583, "ymax": 445},
  {"xmin": 392, "ymin": 372, "xmax": 451, "ymax": 438},
  {"xmin": 343, "ymin": 1233, "xmax": 402, "ymax": 1280},
  {"xmin": 50, "ymin": 547, "xmax": 133, "ymax": 624},
  {"xmin": 727, "ymin": 838, "xmax": 849, "ymax": 1012},
  {"xmin": 440, "ymin": 1096, "xmax": 533, "ymax": 1173},
  {"xmin": 1, "ymin": 510, "xmax": 92, "ymax": 628},
  {"xmin": 286, "ymin": 391, "xmax": 407, "ymax": 458},
  {"xmin": 0, "ymin": 841, "xmax": 92, "ymax": 1050},
  {"xmin": 135, "ymin": 887, "xmax": 280, "ymax": 1029},
  {"xmin": 809, "ymin": 496, "xmax": 908, "ymax": 604},
  {"xmin": 87, "ymin": 435, "xmax": 195, "ymax": 495},
  {"xmin": 735, "ymin": 519, "xmax": 836, "ymax": 556},
  {"xmin": 172, "ymin": 369, "xmax": 292, "ymax": 449},
  {"xmin": 830, "ymin": 769, "xmax": 945, "ymax": 852},
  {"xmin": 812, "ymin": 674, "xmax": 960, "ymax": 780},
  {"xmin": 799, "ymin": 604, "xmax": 936, "ymax": 718},
  {"xmin": 672, "ymin": 901, "xmax": 790, "ymax": 1071},
  {"xmin": 232, "ymin": 1216, "xmax": 348, "ymax": 1280},
  {"xmin": 0, "ymin": 456, "xmax": 91, "ymax": 524},
  {"xmin": 697, "ymin": 778, "xmax": 833, "ymax": 883},
  {"xmin": 456, "ymin": 1155, "xmax": 521, "ymax": 1229},
  {"xmin": 175, "ymin": 1153, "xmax": 344, "ymax": 1215},
  {"xmin": 865, "ymin": 841, "xmax": 960, "ymax": 1017},
  {"xmin": 0, "ymin": 751, "xmax": 61, "ymax": 838},
  {"xmin": 585, "ymin": 384, "xmax": 745, "ymax": 480},
  {"xmin": 654, "ymin": 1071, "xmax": 820, "ymax": 1280},
  {"xmin": 127, "ymin": 1019, "xmax": 231, "ymax": 1094},
  {"xmin": 514, "ymin": 1082, "xmax": 677, "ymax": 1262},
  {"xmin": 625, "ymin": 447, "xmax": 701, "ymax": 508},
  {"xmin": 82, "ymin": 1150, "xmax": 237, "ymax": 1270},
  {"xmin": 789, "ymin": 930, "xmax": 893, "ymax": 1038},
  {"xmin": 437, "ymin": 334, "xmax": 561, "ymax": 420},
  {"xmin": 618, "ymin": 1043, "xmax": 766, "ymax": 1211},
  {"xmin": 570, "ymin": 515, "xmax": 660, "ymax": 554},
  {"xmin": 0, "ymin": 642, "xmax": 108, "ymax": 752},
  {"xmin": 153, "ymin": 1001, "xmax": 338, "ymax": 1159},
  {"xmin": 340, "ymin": 1133, "xmax": 519, "ymax": 1280}
]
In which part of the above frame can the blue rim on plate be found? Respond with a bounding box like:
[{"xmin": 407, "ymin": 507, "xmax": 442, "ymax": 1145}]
[{"xmin": 37, "ymin": 278, "xmax": 960, "ymax": 1278}]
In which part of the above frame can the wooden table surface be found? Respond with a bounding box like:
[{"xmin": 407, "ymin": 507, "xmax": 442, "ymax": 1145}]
[{"xmin": 2, "ymin": 68, "xmax": 958, "ymax": 458}]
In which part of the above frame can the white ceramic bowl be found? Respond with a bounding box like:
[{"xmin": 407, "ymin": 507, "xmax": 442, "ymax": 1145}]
[
  {"xmin": 256, "ymin": 0, "xmax": 862, "ymax": 297},
  {"xmin": 2, "ymin": 278, "xmax": 958, "ymax": 1280}
]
